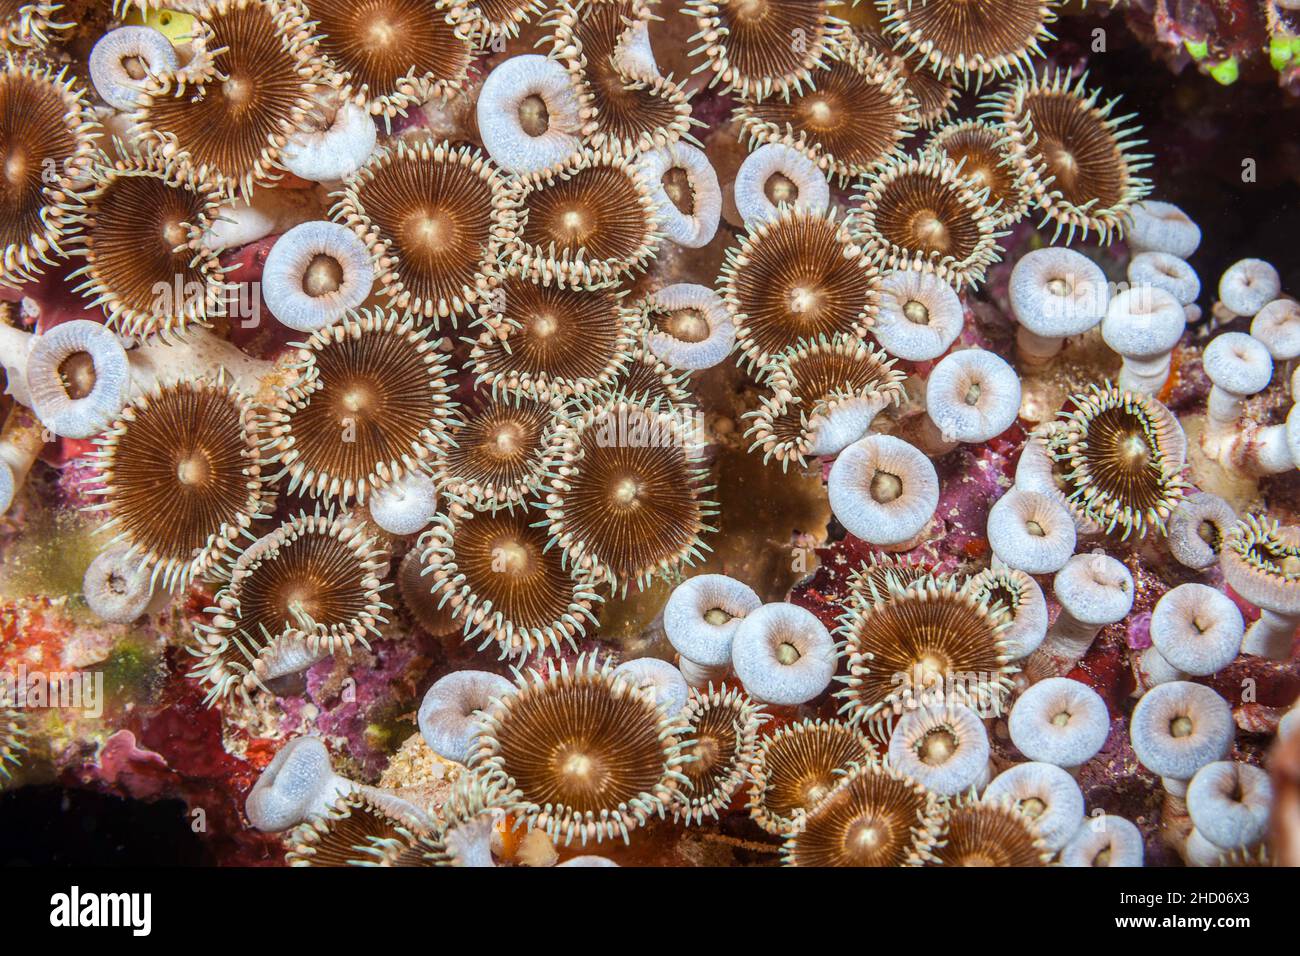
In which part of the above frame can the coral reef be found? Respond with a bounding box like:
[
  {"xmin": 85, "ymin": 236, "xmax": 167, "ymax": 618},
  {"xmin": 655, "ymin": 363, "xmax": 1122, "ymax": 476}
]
[{"xmin": 1, "ymin": 0, "xmax": 1298, "ymax": 871}]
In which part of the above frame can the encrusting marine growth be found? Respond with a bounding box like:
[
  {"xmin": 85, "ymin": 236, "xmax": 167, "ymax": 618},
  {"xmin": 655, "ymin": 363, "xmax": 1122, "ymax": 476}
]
[{"xmin": 0, "ymin": 0, "xmax": 1297, "ymax": 872}]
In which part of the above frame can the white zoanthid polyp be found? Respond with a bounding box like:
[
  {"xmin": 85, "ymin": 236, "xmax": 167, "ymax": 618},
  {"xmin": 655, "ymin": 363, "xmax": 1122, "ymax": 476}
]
[
  {"xmin": 1218, "ymin": 258, "xmax": 1282, "ymax": 318},
  {"xmin": 9, "ymin": 317, "xmax": 279, "ymax": 429},
  {"xmin": 1127, "ymin": 251, "xmax": 1200, "ymax": 307},
  {"xmin": 0, "ymin": 317, "xmax": 35, "ymax": 407},
  {"xmin": 1244, "ymin": 396, "xmax": 1296, "ymax": 476},
  {"xmin": 88, "ymin": 25, "xmax": 178, "ymax": 111},
  {"xmin": 243, "ymin": 634, "xmax": 331, "ymax": 694},
  {"xmin": 262, "ymin": 221, "xmax": 375, "ymax": 332},
  {"xmin": 0, "ymin": 406, "xmax": 45, "ymax": 515},
  {"xmin": 367, "ymin": 469, "xmax": 439, "ymax": 536},
  {"xmin": 732, "ymin": 142, "xmax": 831, "ymax": 228},
  {"xmin": 1167, "ymin": 491, "xmax": 1236, "ymax": 570},
  {"xmin": 1183, "ymin": 761, "xmax": 1272, "ymax": 866},
  {"xmin": 1012, "ymin": 425, "xmax": 1073, "ymax": 507},
  {"xmin": 887, "ymin": 703, "xmax": 990, "ymax": 797},
  {"xmin": 1030, "ymin": 553, "xmax": 1133, "ymax": 678},
  {"xmin": 1009, "ymin": 247, "xmax": 1109, "ymax": 366},
  {"xmin": 871, "ymin": 270, "xmax": 964, "ymax": 362},
  {"xmin": 1129, "ymin": 680, "xmax": 1234, "ymax": 794},
  {"xmin": 1008, "ymin": 677, "xmax": 1111, "ymax": 770},
  {"xmin": 1251, "ymin": 298, "xmax": 1300, "ymax": 362},
  {"xmin": 1101, "ymin": 285, "xmax": 1187, "ymax": 395},
  {"xmin": 126, "ymin": 327, "xmax": 282, "ymax": 403},
  {"xmin": 11, "ymin": 315, "xmax": 280, "ymax": 419},
  {"xmin": 557, "ymin": 855, "xmax": 619, "ymax": 867},
  {"xmin": 1137, "ymin": 584, "xmax": 1244, "ymax": 690},
  {"xmin": 984, "ymin": 761, "xmax": 1085, "ymax": 853},
  {"xmin": 921, "ymin": 348, "xmax": 1021, "ymax": 451},
  {"xmin": 476, "ymin": 54, "xmax": 583, "ymax": 175},
  {"xmin": 1200, "ymin": 336, "xmax": 1297, "ymax": 476},
  {"xmin": 637, "ymin": 142, "xmax": 722, "ymax": 249},
  {"xmin": 82, "ymin": 543, "xmax": 168, "ymax": 624},
  {"xmin": 280, "ymin": 94, "xmax": 377, "ymax": 183},
  {"xmin": 1201, "ymin": 332, "xmax": 1274, "ymax": 457},
  {"xmin": 1059, "ymin": 814, "xmax": 1145, "ymax": 867},
  {"xmin": 201, "ymin": 183, "xmax": 323, "ymax": 253},
  {"xmin": 641, "ymin": 283, "xmax": 736, "ymax": 371},
  {"xmin": 828, "ymin": 434, "xmax": 938, "ymax": 546},
  {"xmin": 612, "ymin": 658, "xmax": 691, "ymax": 719},
  {"xmin": 610, "ymin": 15, "xmax": 659, "ymax": 78},
  {"xmin": 245, "ymin": 736, "xmax": 359, "ymax": 832},
  {"xmin": 986, "ymin": 487, "xmax": 1077, "ymax": 575},
  {"xmin": 1126, "ymin": 200, "xmax": 1201, "ymax": 259},
  {"xmin": 663, "ymin": 574, "xmax": 762, "ymax": 687},
  {"xmin": 417, "ymin": 670, "xmax": 515, "ymax": 766},
  {"xmin": 731, "ymin": 602, "xmax": 836, "ymax": 706},
  {"xmin": 23, "ymin": 319, "xmax": 131, "ymax": 439}
]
